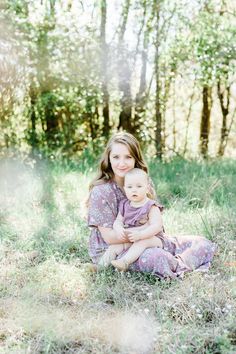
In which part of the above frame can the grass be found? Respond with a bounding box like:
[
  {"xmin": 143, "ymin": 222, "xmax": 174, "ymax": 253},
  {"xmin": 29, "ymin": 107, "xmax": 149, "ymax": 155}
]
[{"xmin": 0, "ymin": 156, "xmax": 235, "ymax": 353}]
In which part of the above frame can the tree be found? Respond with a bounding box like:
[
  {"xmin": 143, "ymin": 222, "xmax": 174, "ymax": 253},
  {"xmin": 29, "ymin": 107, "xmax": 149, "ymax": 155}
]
[
  {"xmin": 200, "ymin": 85, "xmax": 212, "ymax": 157},
  {"xmin": 189, "ymin": 0, "xmax": 236, "ymax": 157},
  {"xmin": 100, "ymin": 0, "xmax": 110, "ymax": 139},
  {"xmin": 154, "ymin": 0, "xmax": 163, "ymax": 158},
  {"xmin": 217, "ymin": 82, "xmax": 230, "ymax": 156},
  {"xmin": 217, "ymin": 2, "xmax": 236, "ymax": 156},
  {"xmin": 117, "ymin": 0, "xmax": 133, "ymax": 132},
  {"xmin": 0, "ymin": 8, "xmax": 26, "ymax": 150},
  {"xmin": 133, "ymin": 0, "xmax": 151, "ymax": 141}
]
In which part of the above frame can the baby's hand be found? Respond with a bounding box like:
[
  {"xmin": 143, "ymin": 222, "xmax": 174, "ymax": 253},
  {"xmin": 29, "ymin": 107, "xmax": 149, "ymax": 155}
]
[{"xmin": 127, "ymin": 231, "xmax": 142, "ymax": 242}]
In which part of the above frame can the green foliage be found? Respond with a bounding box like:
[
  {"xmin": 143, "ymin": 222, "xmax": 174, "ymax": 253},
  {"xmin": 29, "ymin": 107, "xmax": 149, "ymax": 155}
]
[
  {"xmin": 189, "ymin": 4, "xmax": 236, "ymax": 86},
  {"xmin": 1, "ymin": 0, "xmax": 106, "ymax": 157},
  {"xmin": 1, "ymin": 0, "xmax": 236, "ymax": 159}
]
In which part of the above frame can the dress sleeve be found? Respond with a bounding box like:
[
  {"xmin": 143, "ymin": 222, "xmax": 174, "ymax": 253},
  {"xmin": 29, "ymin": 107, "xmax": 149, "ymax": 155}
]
[
  {"xmin": 155, "ymin": 202, "xmax": 164, "ymax": 213},
  {"xmin": 87, "ymin": 185, "xmax": 115, "ymax": 228},
  {"xmin": 118, "ymin": 199, "xmax": 126, "ymax": 217},
  {"xmin": 147, "ymin": 200, "xmax": 164, "ymax": 213},
  {"xmin": 155, "ymin": 201, "xmax": 164, "ymax": 213}
]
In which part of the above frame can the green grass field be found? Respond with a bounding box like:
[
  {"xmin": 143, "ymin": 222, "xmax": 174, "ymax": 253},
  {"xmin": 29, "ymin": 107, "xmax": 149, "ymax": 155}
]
[{"xmin": 0, "ymin": 157, "xmax": 235, "ymax": 353}]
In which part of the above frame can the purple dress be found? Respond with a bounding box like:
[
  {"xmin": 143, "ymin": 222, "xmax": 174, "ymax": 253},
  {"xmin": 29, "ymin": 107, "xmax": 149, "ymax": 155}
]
[
  {"xmin": 88, "ymin": 180, "xmax": 217, "ymax": 279},
  {"xmin": 119, "ymin": 199, "xmax": 168, "ymax": 247},
  {"xmin": 119, "ymin": 199, "xmax": 163, "ymax": 227}
]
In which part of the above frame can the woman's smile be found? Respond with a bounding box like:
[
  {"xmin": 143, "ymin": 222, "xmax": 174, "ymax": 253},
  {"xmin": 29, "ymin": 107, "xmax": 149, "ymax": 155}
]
[{"xmin": 117, "ymin": 168, "xmax": 129, "ymax": 172}]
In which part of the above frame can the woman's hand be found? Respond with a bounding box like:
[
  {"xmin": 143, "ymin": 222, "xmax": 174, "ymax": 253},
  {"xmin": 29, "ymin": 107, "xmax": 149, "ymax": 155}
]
[{"xmin": 115, "ymin": 227, "xmax": 128, "ymax": 242}]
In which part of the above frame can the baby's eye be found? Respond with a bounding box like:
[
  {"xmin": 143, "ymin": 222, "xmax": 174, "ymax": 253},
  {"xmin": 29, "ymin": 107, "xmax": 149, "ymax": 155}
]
[
  {"xmin": 112, "ymin": 156, "xmax": 119, "ymax": 159},
  {"xmin": 126, "ymin": 156, "xmax": 132, "ymax": 159}
]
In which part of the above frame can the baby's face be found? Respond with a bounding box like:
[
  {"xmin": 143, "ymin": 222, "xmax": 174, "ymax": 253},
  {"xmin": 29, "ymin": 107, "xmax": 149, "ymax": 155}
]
[{"xmin": 124, "ymin": 173, "xmax": 149, "ymax": 203}]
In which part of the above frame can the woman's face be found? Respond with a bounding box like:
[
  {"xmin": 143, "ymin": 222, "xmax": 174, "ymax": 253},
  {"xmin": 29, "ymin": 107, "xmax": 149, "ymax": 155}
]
[{"xmin": 109, "ymin": 143, "xmax": 135, "ymax": 181}]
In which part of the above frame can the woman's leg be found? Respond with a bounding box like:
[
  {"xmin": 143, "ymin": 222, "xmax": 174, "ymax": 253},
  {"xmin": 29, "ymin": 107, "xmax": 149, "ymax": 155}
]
[
  {"xmin": 129, "ymin": 235, "xmax": 217, "ymax": 278},
  {"xmin": 133, "ymin": 247, "xmax": 180, "ymax": 278},
  {"xmin": 172, "ymin": 235, "xmax": 217, "ymax": 271}
]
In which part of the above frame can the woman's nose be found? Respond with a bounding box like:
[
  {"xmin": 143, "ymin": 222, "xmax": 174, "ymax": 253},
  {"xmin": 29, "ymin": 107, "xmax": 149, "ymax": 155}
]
[{"xmin": 118, "ymin": 159, "xmax": 126, "ymax": 167}]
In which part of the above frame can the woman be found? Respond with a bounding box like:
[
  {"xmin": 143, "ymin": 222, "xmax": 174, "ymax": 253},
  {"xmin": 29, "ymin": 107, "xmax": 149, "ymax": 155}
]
[{"xmin": 87, "ymin": 132, "xmax": 217, "ymax": 279}]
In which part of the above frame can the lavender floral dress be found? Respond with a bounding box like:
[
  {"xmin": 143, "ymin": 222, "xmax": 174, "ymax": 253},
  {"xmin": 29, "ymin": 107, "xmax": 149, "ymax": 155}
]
[{"xmin": 88, "ymin": 180, "xmax": 217, "ymax": 279}]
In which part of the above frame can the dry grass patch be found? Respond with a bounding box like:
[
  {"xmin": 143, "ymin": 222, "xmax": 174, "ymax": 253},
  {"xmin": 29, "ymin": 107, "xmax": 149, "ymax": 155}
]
[
  {"xmin": 0, "ymin": 298, "xmax": 158, "ymax": 354},
  {"xmin": 161, "ymin": 272, "xmax": 236, "ymax": 325},
  {"xmin": 19, "ymin": 258, "xmax": 89, "ymax": 304}
]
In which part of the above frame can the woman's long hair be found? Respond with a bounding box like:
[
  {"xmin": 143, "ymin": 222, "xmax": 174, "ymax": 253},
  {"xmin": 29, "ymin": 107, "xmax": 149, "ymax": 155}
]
[{"xmin": 89, "ymin": 132, "xmax": 148, "ymax": 190}]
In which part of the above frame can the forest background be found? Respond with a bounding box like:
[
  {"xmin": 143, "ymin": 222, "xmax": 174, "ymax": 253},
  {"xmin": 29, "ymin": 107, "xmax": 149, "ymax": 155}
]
[
  {"xmin": 0, "ymin": 1, "xmax": 236, "ymax": 353},
  {"xmin": 0, "ymin": 0, "xmax": 236, "ymax": 160}
]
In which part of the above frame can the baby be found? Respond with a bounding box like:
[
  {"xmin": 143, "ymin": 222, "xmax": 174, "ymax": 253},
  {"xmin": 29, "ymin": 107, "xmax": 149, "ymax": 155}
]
[{"xmin": 98, "ymin": 168, "xmax": 164, "ymax": 271}]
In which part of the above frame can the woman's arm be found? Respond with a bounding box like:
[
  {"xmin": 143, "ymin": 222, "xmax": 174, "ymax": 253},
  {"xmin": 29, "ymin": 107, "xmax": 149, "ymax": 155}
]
[
  {"xmin": 127, "ymin": 206, "xmax": 163, "ymax": 242},
  {"xmin": 98, "ymin": 226, "xmax": 130, "ymax": 245},
  {"xmin": 88, "ymin": 185, "xmax": 129, "ymax": 245}
]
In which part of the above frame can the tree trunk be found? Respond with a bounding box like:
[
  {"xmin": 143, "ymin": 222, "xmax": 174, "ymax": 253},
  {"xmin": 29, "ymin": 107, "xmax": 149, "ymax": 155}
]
[
  {"xmin": 134, "ymin": 21, "xmax": 149, "ymax": 138},
  {"xmin": 89, "ymin": 104, "xmax": 100, "ymax": 142},
  {"xmin": 44, "ymin": 93, "xmax": 59, "ymax": 147},
  {"xmin": 200, "ymin": 85, "xmax": 212, "ymax": 158},
  {"xmin": 118, "ymin": 65, "xmax": 133, "ymax": 132},
  {"xmin": 133, "ymin": 0, "xmax": 148, "ymax": 138},
  {"xmin": 217, "ymin": 81, "xmax": 230, "ymax": 157},
  {"xmin": 134, "ymin": 46, "xmax": 147, "ymax": 135},
  {"xmin": 29, "ymin": 87, "xmax": 38, "ymax": 153},
  {"xmin": 172, "ymin": 80, "xmax": 176, "ymax": 151},
  {"xmin": 100, "ymin": 0, "xmax": 110, "ymax": 139},
  {"xmin": 38, "ymin": 2, "xmax": 57, "ymax": 149},
  {"xmin": 183, "ymin": 79, "xmax": 196, "ymax": 156},
  {"xmin": 117, "ymin": 0, "xmax": 133, "ymax": 132},
  {"xmin": 154, "ymin": 1, "xmax": 162, "ymax": 159}
]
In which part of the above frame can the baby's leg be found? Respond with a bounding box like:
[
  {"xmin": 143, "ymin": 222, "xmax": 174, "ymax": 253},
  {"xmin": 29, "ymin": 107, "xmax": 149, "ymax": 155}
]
[
  {"xmin": 99, "ymin": 242, "xmax": 131, "ymax": 267},
  {"xmin": 111, "ymin": 237, "xmax": 162, "ymax": 271}
]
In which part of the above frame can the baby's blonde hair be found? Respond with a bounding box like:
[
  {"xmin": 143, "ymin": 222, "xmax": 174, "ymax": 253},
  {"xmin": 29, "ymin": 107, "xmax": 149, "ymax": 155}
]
[{"xmin": 124, "ymin": 168, "xmax": 148, "ymax": 181}]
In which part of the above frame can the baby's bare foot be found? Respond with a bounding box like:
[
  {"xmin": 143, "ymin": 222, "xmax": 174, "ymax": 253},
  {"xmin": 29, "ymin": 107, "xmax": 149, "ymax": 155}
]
[{"xmin": 111, "ymin": 259, "xmax": 129, "ymax": 271}]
